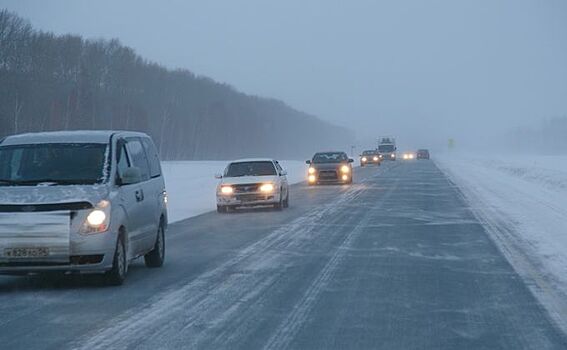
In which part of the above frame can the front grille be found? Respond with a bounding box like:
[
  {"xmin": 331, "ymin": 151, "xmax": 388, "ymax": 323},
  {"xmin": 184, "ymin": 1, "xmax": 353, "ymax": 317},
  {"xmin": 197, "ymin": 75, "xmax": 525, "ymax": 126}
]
[
  {"xmin": 0, "ymin": 255, "xmax": 104, "ymax": 267},
  {"xmin": 236, "ymin": 194, "xmax": 273, "ymax": 202},
  {"xmin": 70, "ymin": 255, "xmax": 104, "ymax": 265},
  {"xmin": 318, "ymin": 170, "xmax": 338, "ymax": 180},
  {"xmin": 232, "ymin": 184, "xmax": 260, "ymax": 193},
  {"xmin": 0, "ymin": 202, "xmax": 93, "ymax": 213}
]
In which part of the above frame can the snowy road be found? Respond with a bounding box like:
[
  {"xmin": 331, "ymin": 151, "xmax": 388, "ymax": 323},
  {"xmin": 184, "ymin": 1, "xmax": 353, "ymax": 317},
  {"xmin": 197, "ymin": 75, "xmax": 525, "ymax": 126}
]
[{"xmin": 1, "ymin": 161, "xmax": 566, "ymax": 349}]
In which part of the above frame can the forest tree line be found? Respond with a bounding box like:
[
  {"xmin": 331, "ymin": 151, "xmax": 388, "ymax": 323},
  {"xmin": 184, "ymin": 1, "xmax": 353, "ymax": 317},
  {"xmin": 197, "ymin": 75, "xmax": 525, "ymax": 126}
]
[
  {"xmin": 0, "ymin": 10, "xmax": 352, "ymax": 160},
  {"xmin": 507, "ymin": 116, "xmax": 567, "ymax": 154}
]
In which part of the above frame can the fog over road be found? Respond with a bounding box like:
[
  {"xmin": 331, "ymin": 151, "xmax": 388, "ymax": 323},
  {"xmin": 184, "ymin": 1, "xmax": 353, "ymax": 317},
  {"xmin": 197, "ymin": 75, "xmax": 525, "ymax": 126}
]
[{"xmin": 1, "ymin": 162, "xmax": 565, "ymax": 349}]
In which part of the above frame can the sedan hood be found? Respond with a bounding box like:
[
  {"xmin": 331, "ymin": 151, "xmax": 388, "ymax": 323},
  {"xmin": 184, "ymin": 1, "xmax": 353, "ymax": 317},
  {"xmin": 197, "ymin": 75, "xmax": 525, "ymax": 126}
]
[
  {"xmin": 0, "ymin": 185, "xmax": 109, "ymax": 206},
  {"xmin": 221, "ymin": 175, "xmax": 279, "ymax": 185}
]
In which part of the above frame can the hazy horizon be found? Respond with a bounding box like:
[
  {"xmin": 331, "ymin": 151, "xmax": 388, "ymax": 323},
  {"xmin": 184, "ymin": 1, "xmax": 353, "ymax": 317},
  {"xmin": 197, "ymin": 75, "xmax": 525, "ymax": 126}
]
[{"xmin": 1, "ymin": 0, "xmax": 566, "ymax": 152}]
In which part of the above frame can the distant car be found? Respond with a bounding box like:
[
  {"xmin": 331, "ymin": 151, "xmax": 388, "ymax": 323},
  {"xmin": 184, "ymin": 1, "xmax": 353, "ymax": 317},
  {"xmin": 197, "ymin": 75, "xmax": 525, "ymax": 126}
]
[
  {"xmin": 307, "ymin": 151, "xmax": 354, "ymax": 185},
  {"xmin": 402, "ymin": 152, "xmax": 415, "ymax": 160},
  {"xmin": 360, "ymin": 150, "xmax": 381, "ymax": 167},
  {"xmin": 216, "ymin": 159, "xmax": 289, "ymax": 212},
  {"xmin": 378, "ymin": 143, "xmax": 397, "ymax": 160},
  {"xmin": 0, "ymin": 131, "xmax": 168, "ymax": 285},
  {"xmin": 416, "ymin": 149, "xmax": 430, "ymax": 159}
]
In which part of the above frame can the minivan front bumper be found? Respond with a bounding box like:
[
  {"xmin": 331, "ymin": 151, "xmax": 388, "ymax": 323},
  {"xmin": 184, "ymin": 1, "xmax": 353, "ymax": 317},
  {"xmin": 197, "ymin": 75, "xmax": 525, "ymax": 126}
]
[{"xmin": 0, "ymin": 212, "xmax": 117, "ymax": 274}]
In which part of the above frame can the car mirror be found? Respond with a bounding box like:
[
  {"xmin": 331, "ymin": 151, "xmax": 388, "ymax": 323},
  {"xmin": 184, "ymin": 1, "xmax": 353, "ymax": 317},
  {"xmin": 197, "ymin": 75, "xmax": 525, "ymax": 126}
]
[
  {"xmin": 348, "ymin": 158, "xmax": 354, "ymax": 163},
  {"xmin": 214, "ymin": 173, "xmax": 223, "ymax": 179},
  {"xmin": 120, "ymin": 167, "xmax": 142, "ymax": 185},
  {"xmin": 305, "ymin": 160, "xmax": 311, "ymax": 165},
  {"xmin": 280, "ymin": 170, "xmax": 288, "ymax": 176}
]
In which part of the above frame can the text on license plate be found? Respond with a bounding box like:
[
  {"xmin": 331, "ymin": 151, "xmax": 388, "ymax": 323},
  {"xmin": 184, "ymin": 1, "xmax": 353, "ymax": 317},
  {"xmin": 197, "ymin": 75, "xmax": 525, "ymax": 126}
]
[{"xmin": 4, "ymin": 248, "xmax": 49, "ymax": 258}]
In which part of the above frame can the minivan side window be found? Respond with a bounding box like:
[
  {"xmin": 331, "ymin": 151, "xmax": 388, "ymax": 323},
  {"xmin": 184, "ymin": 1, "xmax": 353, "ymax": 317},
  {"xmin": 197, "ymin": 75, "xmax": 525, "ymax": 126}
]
[
  {"xmin": 125, "ymin": 138, "xmax": 150, "ymax": 181},
  {"xmin": 116, "ymin": 143, "xmax": 131, "ymax": 182},
  {"xmin": 140, "ymin": 137, "xmax": 161, "ymax": 178}
]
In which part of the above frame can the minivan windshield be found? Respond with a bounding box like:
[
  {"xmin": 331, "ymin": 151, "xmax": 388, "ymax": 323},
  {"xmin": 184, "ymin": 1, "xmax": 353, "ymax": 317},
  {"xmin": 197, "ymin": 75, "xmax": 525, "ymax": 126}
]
[
  {"xmin": 225, "ymin": 161, "xmax": 276, "ymax": 177},
  {"xmin": 0, "ymin": 143, "xmax": 108, "ymax": 186},
  {"xmin": 312, "ymin": 152, "xmax": 348, "ymax": 163}
]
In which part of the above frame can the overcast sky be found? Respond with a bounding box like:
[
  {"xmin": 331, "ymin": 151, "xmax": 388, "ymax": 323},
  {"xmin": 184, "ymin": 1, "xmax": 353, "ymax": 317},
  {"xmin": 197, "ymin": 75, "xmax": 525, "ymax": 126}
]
[{"xmin": 1, "ymin": 0, "xmax": 566, "ymax": 150}]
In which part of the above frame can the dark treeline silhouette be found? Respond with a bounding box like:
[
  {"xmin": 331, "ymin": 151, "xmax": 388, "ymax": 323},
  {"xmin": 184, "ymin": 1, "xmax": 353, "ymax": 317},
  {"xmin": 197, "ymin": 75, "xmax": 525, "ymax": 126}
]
[
  {"xmin": 507, "ymin": 116, "xmax": 567, "ymax": 154},
  {"xmin": 0, "ymin": 10, "xmax": 352, "ymax": 160}
]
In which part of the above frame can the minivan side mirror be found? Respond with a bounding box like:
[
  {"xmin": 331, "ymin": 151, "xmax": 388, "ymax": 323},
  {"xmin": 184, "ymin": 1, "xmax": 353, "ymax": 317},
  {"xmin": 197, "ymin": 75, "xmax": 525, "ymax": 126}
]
[
  {"xmin": 305, "ymin": 160, "xmax": 311, "ymax": 164},
  {"xmin": 348, "ymin": 158, "xmax": 354, "ymax": 163},
  {"xmin": 120, "ymin": 167, "xmax": 142, "ymax": 185},
  {"xmin": 214, "ymin": 173, "xmax": 223, "ymax": 179}
]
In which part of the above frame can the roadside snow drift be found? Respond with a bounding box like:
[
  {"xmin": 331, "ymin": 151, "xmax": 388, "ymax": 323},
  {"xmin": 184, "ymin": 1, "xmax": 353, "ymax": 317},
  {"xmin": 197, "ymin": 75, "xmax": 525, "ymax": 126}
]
[
  {"xmin": 161, "ymin": 161, "xmax": 307, "ymax": 223},
  {"xmin": 436, "ymin": 154, "xmax": 567, "ymax": 332}
]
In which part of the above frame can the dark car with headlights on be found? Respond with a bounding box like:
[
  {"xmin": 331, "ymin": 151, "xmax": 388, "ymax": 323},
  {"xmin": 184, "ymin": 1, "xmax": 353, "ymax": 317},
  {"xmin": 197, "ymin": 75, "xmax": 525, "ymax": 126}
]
[
  {"xmin": 360, "ymin": 149, "xmax": 381, "ymax": 167},
  {"xmin": 416, "ymin": 149, "xmax": 430, "ymax": 159},
  {"xmin": 307, "ymin": 152, "xmax": 354, "ymax": 185}
]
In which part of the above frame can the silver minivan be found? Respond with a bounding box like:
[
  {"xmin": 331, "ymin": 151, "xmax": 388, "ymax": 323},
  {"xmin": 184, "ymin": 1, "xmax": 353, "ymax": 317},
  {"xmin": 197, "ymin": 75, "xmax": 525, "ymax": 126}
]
[{"xmin": 0, "ymin": 130, "xmax": 168, "ymax": 285}]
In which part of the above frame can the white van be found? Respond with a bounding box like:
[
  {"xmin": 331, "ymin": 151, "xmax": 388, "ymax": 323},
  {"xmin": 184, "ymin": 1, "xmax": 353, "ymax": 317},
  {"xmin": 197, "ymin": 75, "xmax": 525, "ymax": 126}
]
[{"xmin": 0, "ymin": 130, "xmax": 168, "ymax": 285}]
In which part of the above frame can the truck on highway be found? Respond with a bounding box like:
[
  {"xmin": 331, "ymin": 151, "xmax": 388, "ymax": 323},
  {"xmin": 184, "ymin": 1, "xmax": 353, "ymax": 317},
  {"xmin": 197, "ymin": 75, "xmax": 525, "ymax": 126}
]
[{"xmin": 378, "ymin": 136, "xmax": 397, "ymax": 160}]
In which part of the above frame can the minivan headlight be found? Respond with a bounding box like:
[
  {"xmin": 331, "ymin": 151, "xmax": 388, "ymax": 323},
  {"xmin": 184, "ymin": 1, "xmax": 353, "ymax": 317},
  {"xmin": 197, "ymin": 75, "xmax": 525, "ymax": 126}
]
[
  {"xmin": 81, "ymin": 200, "xmax": 110, "ymax": 234},
  {"xmin": 87, "ymin": 210, "xmax": 106, "ymax": 226}
]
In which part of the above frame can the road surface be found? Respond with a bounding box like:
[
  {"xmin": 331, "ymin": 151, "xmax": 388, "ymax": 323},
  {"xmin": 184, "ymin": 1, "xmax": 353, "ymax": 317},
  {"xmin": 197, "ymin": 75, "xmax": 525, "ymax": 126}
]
[{"xmin": 1, "ymin": 161, "xmax": 566, "ymax": 349}]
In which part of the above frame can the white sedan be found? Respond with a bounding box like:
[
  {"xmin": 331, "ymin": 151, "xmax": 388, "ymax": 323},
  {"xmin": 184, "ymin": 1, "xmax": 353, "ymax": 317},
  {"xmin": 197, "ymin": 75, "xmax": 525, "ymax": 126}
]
[{"xmin": 215, "ymin": 158, "xmax": 289, "ymax": 213}]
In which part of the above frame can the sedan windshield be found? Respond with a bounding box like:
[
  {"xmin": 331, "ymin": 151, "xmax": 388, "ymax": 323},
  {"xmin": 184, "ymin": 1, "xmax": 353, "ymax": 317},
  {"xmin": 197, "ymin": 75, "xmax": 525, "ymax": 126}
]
[
  {"xmin": 225, "ymin": 161, "xmax": 276, "ymax": 177},
  {"xmin": 312, "ymin": 152, "xmax": 347, "ymax": 163},
  {"xmin": 362, "ymin": 150, "xmax": 378, "ymax": 155},
  {"xmin": 0, "ymin": 143, "xmax": 108, "ymax": 186}
]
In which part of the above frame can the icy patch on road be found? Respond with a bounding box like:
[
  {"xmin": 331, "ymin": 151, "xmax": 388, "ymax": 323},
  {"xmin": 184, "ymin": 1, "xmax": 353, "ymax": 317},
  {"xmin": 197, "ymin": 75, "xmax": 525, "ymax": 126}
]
[
  {"xmin": 71, "ymin": 181, "xmax": 371, "ymax": 350},
  {"xmin": 436, "ymin": 154, "xmax": 567, "ymax": 334},
  {"xmin": 161, "ymin": 160, "xmax": 307, "ymax": 223}
]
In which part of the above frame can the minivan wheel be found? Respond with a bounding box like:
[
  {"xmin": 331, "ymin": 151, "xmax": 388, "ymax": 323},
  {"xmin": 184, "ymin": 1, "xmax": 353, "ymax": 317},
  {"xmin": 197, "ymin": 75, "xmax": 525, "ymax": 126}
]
[
  {"xmin": 283, "ymin": 193, "xmax": 289, "ymax": 208},
  {"xmin": 145, "ymin": 223, "xmax": 165, "ymax": 268},
  {"xmin": 105, "ymin": 235, "xmax": 127, "ymax": 286}
]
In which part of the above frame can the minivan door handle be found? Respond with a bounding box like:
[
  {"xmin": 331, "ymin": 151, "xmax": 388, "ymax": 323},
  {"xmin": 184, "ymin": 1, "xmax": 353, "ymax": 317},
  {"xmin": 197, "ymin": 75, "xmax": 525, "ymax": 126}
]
[{"xmin": 135, "ymin": 189, "xmax": 144, "ymax": 202}]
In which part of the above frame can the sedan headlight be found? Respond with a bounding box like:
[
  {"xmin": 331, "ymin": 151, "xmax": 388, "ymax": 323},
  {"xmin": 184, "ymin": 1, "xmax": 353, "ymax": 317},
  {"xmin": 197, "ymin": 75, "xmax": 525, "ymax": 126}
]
[
  {"xmin": 220, "ymin": 186, "xmax": 234, "ymax": 194},
  {"xmin": 361, "ymin": 157, "xmax": 367, "ymax": 162},
  {"xmin": 373, "ymin": 156, "xmax": 379, "ymax": 161},
  {"xmin": 260, "ymin": 183, "xmax": 275, "ymax": 192},
  {"xmin": 391, "ymin": 154, "xmax": 395, "ymax": 158},
  {"xmin": 308, "ymin": 167, "xmax": 316, "ymax": 174},
  {"xmin": 341, "ymin": 165, "xmax": 350, "ymax": 173}
]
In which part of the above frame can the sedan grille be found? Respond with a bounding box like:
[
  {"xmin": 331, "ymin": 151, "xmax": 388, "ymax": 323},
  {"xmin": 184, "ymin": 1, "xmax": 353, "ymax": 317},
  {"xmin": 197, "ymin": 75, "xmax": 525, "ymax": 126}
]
[
  {"xmin": 232, "ymin": 184, "xmax": 260, "ymax": 193},
  {"xmin": 318, "ymin": 170, "xmax": 338, "ymax": 180}
]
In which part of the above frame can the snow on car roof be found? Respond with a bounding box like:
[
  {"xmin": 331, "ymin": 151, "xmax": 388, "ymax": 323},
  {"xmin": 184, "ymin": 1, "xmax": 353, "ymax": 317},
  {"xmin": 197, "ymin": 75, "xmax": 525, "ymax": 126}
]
[
  {"xmin": 230, "ymin": 158, "xmax": 275, "ymax": 163},
  {"xmin": 1, "ymin": 130, "xmax": 148, "ymax": 146}
]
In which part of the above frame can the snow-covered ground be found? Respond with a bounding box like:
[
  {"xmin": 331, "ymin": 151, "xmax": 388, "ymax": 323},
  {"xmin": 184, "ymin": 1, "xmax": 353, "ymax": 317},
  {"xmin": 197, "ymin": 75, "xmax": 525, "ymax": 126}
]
[
  {"xmin": 436, "ymin": 154, "xmax": 567, "ymax": 332},
  {"xmin": 161, "ymin": 161, "xmax": 307, "ymax": 223}
]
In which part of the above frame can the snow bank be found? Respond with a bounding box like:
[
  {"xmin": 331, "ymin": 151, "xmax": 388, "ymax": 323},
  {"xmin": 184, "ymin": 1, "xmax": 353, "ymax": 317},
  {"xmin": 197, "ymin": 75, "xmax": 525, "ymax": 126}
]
[
  {"xmin": 436, "ymin": 154, "xmax": 567, "ymax": 331},
  {"xmin": 161, "ymin": 161, "xmax": 307, "ymax": 223}
]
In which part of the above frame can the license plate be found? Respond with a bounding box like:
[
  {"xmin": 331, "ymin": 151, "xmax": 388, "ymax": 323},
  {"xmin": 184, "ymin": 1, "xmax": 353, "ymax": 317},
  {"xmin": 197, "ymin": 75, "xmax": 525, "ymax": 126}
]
[{"xmin": 4, "ymin": 247, "xmax": 49, "ymax": 258}]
